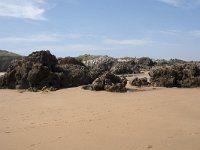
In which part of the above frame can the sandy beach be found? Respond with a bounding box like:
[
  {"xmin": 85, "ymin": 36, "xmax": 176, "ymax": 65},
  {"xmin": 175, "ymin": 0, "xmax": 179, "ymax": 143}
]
[{"xmin": 0, "ymin": 86, "xmax": 200, "ymax": 150}]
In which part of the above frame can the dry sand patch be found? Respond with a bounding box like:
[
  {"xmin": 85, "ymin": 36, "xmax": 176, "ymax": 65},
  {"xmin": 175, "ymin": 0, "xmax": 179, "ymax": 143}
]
[{"xmin": 0, "ymin": 87, "xmax": 200, "ymax": 150}]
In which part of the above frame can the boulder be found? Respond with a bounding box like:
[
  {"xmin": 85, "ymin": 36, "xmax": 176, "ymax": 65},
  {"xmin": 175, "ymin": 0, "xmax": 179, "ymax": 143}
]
[
  {"xmin": 82, "ymin": 72, "xmax": 127, "ymax": 92},
  {"xmin": 129, "ymin": 77, "xmax": 149, "ymax": 87}
]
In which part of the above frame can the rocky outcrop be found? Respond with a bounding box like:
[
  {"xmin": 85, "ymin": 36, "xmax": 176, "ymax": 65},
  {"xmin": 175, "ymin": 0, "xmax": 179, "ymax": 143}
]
[
  {"xmin": 137, "ymin": 57, "xmax": 156, "ymax": 70},
  {"xmin": 83, "ymin": 56, "xmax": 117, "ymax": 72},
  {"xmin": 149, "ymin": 63, "xmax": 200, "ymax": 88},
  {"xmin": 82, "ymin": 56, "xmax": 156, "ymax": 74},
  {"xmin": 0, "ymin": 58, "xmax": 13, "ymax": 72},
  {"xmin": 110, "ymin": 61, "xmax": 140, "ymax": 75},
  {"xmin": 82, "ymin": 72, "xmax": 127, "ymax": 92},
  {"xmin": 0, "ymin": 51, "xmax": 58, "ymax": 89},
  {"xmin": 155, "ymin": 58, "xmax": 186, "ymax": 67},
  {"xmin": 0, "ymin": 51, "xmax": 94, "ymax": 90},
  {"xmin": 58, "ymin": 57, "xmax": 85, "ymax": 66},
  {"xmin": 129, "ymin": 77, "xmax": 149, "ymax": 87},
  {"xmin": 1, "ymin": 50, "xmax": 199, "ymax": 91}
]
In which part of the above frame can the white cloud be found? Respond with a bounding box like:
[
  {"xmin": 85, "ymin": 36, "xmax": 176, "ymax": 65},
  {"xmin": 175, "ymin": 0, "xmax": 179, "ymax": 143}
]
[
  {"xmin": 0, "ymin": 33, "xmax": 83, "ymax": 43},
  {"xmin": 41, "ymin": 44, "xmax": 96, "ymax": 52},
  {"xmin": 0, "ymin": 33, "xmax": 108, "ymax": 44},
  {"xmin": 0, "ymin": 0, "xmax": 47, "ymax": 20},
  {"xmin": 157, "ymin": 0, "xmax": 200, "ymax": 8},
  {"xmin": 158, "ymin": 30, "xmax": 180, "ymax": 35},
  {"xmin": 150, "ymin": 29, "xmax": 200, "ymax": 38},
  {"xmin": 104, "ymin": 39, "xmax": 149, "ymax": 46},
  {"xmin": 158, "ymin": 0, "xmax": 181, "ymax": 7},
  {"xmin": 189, "ymin": 30, "xmax": 200, "ymax": 37}
]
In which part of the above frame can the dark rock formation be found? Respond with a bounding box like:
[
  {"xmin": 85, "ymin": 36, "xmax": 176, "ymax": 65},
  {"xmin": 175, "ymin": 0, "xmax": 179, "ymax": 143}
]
[
  {"xmin": 149, "ymin": 63, "xmax": 200, "ymax": 88},
  {"xmin": 0, "ymin": 57, "xmax": 18, "ymax": 72},
  {"xmin": 155, "ymin": 58, "xmax": 186, "ymax": 67},
  {"xmin": 137, "ymin": 57, "xmax": 156, "ymax": 70},
  {"xmin": 0, "ymin": 51, "xmax": 59, "ymax": 89},
  {"xmin": 82, "ymin": 72, "xmax": 127, "ymax": 92},
  {"xmin": 58, "ymin": 57, "xmax": 85, "ymax": 66},
  {"xmin": 57, "ymin": 63, "xmax": 92, "ymax": 87},
  {"xmin": 0, "ymin": 51, "xmax": 95, "ymax": 90},
  {"xmin": 129, "ymin": 77, "xmax": 149, "ymax": 87},
  {"xmin": 110, "ymin": 61, "xmax": 140, "ymax": 75}
]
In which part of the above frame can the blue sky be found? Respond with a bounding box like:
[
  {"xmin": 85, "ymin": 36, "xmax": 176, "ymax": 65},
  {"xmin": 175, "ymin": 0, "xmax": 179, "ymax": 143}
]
[{"xmin": 0, "ymin": 0, "xmax": 200, "ymax": 60}]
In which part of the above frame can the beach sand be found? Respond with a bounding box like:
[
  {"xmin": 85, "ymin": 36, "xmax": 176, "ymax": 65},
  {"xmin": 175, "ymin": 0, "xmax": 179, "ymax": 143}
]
[{"xmin": 0, "ymin": 85, "xmax": 200, "ymax": 150}]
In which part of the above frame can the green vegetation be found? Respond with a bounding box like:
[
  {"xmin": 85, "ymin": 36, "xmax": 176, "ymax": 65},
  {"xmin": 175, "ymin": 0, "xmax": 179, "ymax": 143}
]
[
  {"xmin": 0, "ymin": 50, "xmax": 21, "ymax": 72},
  {"xmin": 0, "ymin": 50, "xmax": 21, "ymax": 57}
]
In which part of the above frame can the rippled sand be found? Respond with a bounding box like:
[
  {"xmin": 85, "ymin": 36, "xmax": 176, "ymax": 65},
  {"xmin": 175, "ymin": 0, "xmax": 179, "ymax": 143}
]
[{"xmin": 0, "ymin": 85, "xmax": 200, "ymax": 150}]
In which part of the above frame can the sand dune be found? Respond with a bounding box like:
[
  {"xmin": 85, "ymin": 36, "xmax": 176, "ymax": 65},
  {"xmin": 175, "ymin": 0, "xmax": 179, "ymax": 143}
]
[{"xmin": 0, "ymin": 86, "xmax": 200, "ymax": 150}]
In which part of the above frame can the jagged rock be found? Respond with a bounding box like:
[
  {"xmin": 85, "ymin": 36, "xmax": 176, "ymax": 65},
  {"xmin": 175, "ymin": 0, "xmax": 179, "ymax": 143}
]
[
  {"xmin": 82, "ymin": 72, "xmax": 127, "ymax": 92},
  {"xmin": 155, "ymin": 58, "xmax": 186, "ymax": 67},
  {"xmin": 26, "ymin": 50, "xmax": 57, "ymax": 69},
  {"xmin": 83, "ymin": 56, "xmax": 117, "ymax": 72},
  {"xmin": 57, "ymin": 64, "xmax": 92, "ymax": 87},
  {"xmin": 0, "ymin": 50, "xmax": 94, "ymax": 90},
  {"xmin": 0, "ymin": 51, "xmax": 60, "ymax": 89},
  {"xmin": 0, "ymin": 58, "xmax": 18, "ymax": 72},
  {"xmin": 58, "ymin": 57, "xmax": 85, "ymax": 66},
  {"xmin": 110, "ymin": 61, "xmax": 140, "ymax": 75},
  {"xmin": 129, "ymin": 77, "xmax": 149, "ymax": 87},
  {"xmin": 137, "ymin": 57, "xmax": 156, "ymax": 70},
  {"xmin": 149, "ymin": 63, "xmax": 200, "ymax": 87},
  {"xmin": 57, "ymin": 56, "xmax": 100, "ymax": 87}
]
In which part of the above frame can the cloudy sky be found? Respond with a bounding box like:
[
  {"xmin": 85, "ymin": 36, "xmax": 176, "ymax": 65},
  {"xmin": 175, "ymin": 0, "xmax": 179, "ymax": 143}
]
[{"xmin": 0, "ymin": 0, "xmax": 200, "ymax": 60}]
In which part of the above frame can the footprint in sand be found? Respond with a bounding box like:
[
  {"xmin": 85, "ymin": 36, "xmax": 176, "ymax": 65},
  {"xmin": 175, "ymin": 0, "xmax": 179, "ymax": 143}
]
[
  {"xmin": 30, "ymin": 142, "xmax": 41, "ymax": 147},
  {"xmin": 4, "ymin": 131, "xmax": 12, "ymax": 134},
  {"xmin": 194, "ymin": 132, "xmax": 200, "ymax": 135},
  {"xmin": 147, "ymin": 145, "xmax": 153, "ymax": 149},
  {"xmin": 30, "ymin": 144, "xmax": 36, "ymax": 147}
]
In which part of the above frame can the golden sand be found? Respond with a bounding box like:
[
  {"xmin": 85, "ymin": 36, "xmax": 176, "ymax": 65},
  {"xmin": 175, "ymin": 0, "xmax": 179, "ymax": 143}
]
[{"xmin": 0, "ymin": 85, "xmax": 200, "ymax": 150}]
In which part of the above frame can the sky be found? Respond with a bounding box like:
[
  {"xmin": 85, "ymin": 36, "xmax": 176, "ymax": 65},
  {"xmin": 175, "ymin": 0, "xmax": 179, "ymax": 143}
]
[{"xmin": 0, "ymin": 0, "xmax": 200, "ymax": 60}]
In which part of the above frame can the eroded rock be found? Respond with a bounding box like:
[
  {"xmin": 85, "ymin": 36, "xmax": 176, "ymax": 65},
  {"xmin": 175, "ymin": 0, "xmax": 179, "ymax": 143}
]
[
  {"xmin": 149, "ymin": 63, "xmax": 200, "ymax": 87},
  {"xmin": 82, "ymin": 72, "xmax": 127, "ymax": 92},
  {"xmin": 129, "ymin": 77, "xmax": 149, "ymax": 87},
  {"xmin": 0, "ymin": 50, "xmax": 94, "ymax": 90}
]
